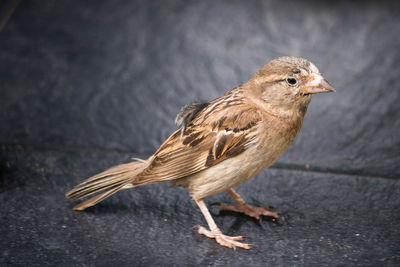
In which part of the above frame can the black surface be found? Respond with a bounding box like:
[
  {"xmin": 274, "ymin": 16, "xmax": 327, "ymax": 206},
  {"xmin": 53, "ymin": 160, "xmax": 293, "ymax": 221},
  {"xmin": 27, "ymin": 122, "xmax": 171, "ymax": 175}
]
[{"xmin": 1, "ymin": 0, "xmax": 400, "ymax": 266}]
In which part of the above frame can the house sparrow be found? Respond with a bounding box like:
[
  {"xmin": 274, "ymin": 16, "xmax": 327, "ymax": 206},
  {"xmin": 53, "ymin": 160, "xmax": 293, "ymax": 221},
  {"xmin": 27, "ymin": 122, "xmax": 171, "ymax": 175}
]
[{"xmin": 66, "ymin": 56, "xmax": 335, "ymax": 249}]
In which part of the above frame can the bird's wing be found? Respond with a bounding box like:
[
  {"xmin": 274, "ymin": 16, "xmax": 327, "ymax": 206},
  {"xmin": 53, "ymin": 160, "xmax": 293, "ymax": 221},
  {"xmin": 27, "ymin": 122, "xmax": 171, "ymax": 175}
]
[{"xmin": 136, "ymin": 100, "xmax": 262, "ymax": 184}]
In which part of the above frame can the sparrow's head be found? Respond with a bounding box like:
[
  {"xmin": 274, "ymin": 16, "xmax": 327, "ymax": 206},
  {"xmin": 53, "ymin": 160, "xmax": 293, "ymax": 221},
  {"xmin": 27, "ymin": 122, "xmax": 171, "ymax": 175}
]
[{"xmin": 251, "ymin": 56, "xmax": 335, "ymax": 111}]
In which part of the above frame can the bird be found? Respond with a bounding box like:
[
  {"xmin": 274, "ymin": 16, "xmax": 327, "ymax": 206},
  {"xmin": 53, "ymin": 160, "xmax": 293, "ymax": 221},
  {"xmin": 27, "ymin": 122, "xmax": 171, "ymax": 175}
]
[{"xmin": 66, "ymin": 56, "xmax": 335, "ymax": 250}]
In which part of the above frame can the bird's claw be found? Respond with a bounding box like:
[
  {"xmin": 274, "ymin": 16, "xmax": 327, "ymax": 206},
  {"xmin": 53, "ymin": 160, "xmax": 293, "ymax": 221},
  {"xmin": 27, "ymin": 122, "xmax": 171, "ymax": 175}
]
[
  {"xmin": 218, "ymin": 202, "xmax": 280, "ymax": 220},
  {"xmin": 197, "ymin": 226, "xmax": 254, "ymax": 250}
]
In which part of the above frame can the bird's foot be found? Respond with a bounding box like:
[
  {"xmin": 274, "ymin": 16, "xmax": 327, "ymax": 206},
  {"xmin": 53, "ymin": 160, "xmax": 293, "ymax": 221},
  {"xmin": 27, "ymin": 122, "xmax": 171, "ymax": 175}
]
[
  {"xmin": 217, "ymin": 202, "xmax": 279, "ymax": 220},
  {"xmin": 196, "ymin": 226, "xmax": 253, "ymax": 250}
]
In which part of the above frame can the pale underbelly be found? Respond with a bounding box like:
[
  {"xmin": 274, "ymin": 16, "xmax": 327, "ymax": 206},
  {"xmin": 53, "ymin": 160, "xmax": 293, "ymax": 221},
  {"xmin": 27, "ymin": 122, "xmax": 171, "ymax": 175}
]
[{"xmin": 185, "ymin": 146, "xmax": 280, "ymax": 200}]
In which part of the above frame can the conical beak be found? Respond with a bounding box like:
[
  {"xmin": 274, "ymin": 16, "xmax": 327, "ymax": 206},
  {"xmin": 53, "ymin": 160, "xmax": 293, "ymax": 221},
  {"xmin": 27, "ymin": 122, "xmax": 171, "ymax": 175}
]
[{"xmin": 301, "ymin": 73, "xmax": 336, "ymax": 94}]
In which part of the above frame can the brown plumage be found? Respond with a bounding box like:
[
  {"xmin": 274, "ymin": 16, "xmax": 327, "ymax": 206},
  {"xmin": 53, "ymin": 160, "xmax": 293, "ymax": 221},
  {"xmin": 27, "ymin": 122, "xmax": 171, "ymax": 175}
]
[{"xmin": 66, "ymin": 56, "xmax": 335, "ymax": 249}]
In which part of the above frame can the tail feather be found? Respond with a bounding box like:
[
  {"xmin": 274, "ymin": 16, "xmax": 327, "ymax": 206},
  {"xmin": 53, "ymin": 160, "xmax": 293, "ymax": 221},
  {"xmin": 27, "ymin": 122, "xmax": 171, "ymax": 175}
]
[
  {"xmin": 68, "ymin": 172, "xmax": 134, "ymax": 200},
  {"xmin": 72, "ymin": 184, "xmax": 126, "ymax": 211},
  {"xmin": 66, "ymin": 160, "xmax": 147, "ymax": 210}
]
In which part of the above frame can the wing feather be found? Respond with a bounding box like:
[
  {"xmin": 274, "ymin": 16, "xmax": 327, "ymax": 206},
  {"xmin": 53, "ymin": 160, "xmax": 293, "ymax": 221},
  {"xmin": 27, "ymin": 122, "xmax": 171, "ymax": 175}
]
[{"xmin": 137, "ymin": 94, "xmax": 262, "ymax": 184}]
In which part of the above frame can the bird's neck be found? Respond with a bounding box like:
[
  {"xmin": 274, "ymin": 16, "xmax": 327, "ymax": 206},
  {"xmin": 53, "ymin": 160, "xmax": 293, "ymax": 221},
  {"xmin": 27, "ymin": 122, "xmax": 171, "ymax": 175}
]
[
  {"xmin": 243, "ymin": 78, "xmax": 312, "ymax": 120},
  {"xmin": 247, "ymin": 93, "xmax": 311, "ymax": 122}
]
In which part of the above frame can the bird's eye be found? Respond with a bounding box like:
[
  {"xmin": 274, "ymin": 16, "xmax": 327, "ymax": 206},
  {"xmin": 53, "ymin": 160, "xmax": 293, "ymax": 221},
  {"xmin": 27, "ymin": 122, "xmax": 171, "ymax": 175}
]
[{"xmin": 286, "ymin": 77, "xmax": 298, "ymax": 86}]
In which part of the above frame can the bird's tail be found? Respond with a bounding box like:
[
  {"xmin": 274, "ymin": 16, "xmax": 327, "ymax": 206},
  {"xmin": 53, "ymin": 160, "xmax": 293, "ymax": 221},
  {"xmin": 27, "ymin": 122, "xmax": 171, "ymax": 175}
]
[{"xmin": 65, "ymin": 160, "xmax": 147, "ymax": 211}]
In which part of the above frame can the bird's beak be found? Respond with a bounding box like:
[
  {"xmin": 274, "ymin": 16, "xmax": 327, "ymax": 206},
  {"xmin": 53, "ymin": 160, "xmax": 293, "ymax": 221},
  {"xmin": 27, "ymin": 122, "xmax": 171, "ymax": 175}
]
[{"xmin": 301, "ymin": 73, "xmax": 336, "ymax": 95}]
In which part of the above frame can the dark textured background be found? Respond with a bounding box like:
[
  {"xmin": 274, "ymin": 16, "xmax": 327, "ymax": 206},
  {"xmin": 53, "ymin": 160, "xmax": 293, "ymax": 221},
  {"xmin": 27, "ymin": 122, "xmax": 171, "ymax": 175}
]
[{"xmin": 1, "ymin": 0, "xmax": 399, "ymax": 266}]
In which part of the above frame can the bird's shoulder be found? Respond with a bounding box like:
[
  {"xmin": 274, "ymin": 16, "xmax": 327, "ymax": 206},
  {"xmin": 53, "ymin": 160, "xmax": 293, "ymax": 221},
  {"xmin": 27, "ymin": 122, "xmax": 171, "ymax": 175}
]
[{"xmin": 158, "ymin": 89, "xmax": 263, "ymax": 157}]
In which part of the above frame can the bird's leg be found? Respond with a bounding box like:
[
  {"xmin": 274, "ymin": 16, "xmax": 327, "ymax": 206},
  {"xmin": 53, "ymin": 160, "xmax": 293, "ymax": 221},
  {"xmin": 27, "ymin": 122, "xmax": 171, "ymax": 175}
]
[
  {"xmin": 195, "ymin": 199, "xmax": 252, "ymax": 250},
  {"xmin": 218, "ymin": 188, "xmax": 279, "ymax": 220}
]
